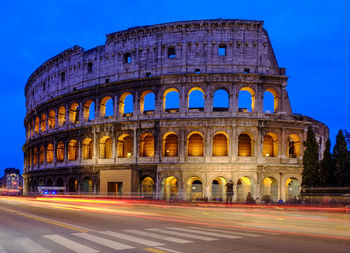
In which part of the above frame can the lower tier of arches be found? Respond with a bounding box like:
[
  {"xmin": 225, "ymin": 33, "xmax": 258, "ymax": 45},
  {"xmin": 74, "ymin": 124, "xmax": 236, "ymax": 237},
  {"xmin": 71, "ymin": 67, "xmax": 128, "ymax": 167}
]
[{"xmin": 23, "ymin": 165, "xmax": 302, "ymax": 202}]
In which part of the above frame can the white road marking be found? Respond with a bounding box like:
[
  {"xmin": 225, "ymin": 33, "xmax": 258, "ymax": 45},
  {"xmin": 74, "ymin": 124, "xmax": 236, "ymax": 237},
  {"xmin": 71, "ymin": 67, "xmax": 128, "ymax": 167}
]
[
  {"xmin": 74, "ymin": 232, "xmax": 134, "ymax": 250},
  {"xmin": 188, "ymin": 226, "xmax": 262, "ymax": 237},
  {"xmin": 15, "ymin": 237, "xmax": 50, "ymax": 253},
  {"xmin": 147, "ymin": 228, "xmax": 218, "ymax": 241},
  {"xmin": 155, "ymin": 246, "xmax": 183, "ymax": 253},
  {"xmin": 43, "ymin": 234, "xmax": 99, "ymax": 253},
  {"xmin": 124, "ymin": 229, "xmax": 192, "ymax": 244},
  {"xmin": 167, "ymin": 227, "xmax": 241, "ymax": 239},
  {"xmin": 100, "ymin": 231, "xmax": 165, "ymax": 247}
]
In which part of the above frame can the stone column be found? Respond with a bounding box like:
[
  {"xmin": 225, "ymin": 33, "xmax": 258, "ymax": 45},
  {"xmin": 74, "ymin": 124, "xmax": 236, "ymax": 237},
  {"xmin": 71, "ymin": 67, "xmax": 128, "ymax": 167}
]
[
  {"xmin": 113, "ymin": 95, "xmax": 119, "ymax": 118},
  {"xmin": 133, "ymin": 91, "xmax": 139, "ymax": 117},
  {"xmin": 95, "ymin": 97, "xmax": 100, "ymax": 121},
  {"xmin": 78, "ymin": 101, "xmax": 83, "ymax": 125},
  {"xmin": 179, "ymin": 85, "xmax": 186, "ymax": 113},
  {"xmin": 232, "ymin": 84, "xmax": 238, "ymax": 114}
]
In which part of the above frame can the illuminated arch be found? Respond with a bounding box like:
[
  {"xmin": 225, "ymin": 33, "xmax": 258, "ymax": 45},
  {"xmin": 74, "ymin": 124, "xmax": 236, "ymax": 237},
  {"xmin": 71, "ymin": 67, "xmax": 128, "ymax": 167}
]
[
  {"xmin": 40, "ymin": 113, "xmax": 46, "ymax": 132},
  {"xmin": 56, "ymin": 141, "xmax": 65, "ymax": 162},
  {"xmin": 140, "ymin": 90, "xmax": 155, "ymax": 114},
  {"xmin": 212, "ymin": 132, "xmax": 228, "ymax": 156},
  {"xmin": 99, "ymin": 136, "xmax": 112, "ymax": 159},
  {"xmin": 187, "ymin": 132, "xmax": 204, "ymax": 156},
  {"xmin": 186, "ymin": 176, "xmax": 203, "ymax": 200},
  {"xmin": 163, "ymin": 132, "xmax": 178, "ymax": 157},
  {"xmin": 262, "ymin": 177, "xmax": 278, "ymax": 202},
  {"xmin": 58, "ymin": 106, "xmax": 66, "ymax": 126},
  {"xmin": 141, "ymin": 176, "xmax": 155, "ymax": 196},
  {"xmin": 162, "ymin": 176, "xmax": 178, "ymax": 200},
  {"xmin": 34, "ymin": 116, "xmax": 39, "ymax": 134},
  {"xmin": 163, "ymin": 88, "xmax": 179, "ymax": 112},
  {"xmin": 286, "ymin": 177, "xmax": 300, "ymax": 200},
  {"xmin": 68, "ymin": 139, "xmax": 78, "ymax": 161},
  {"xmin": 188, "ymin": 87, "xmax": 205, "ymax": 110},
  {"xmin": 46, "ymin": 143, "xmax": 54, "ymax": 163},
  {"xmin": 39, "ymin": 146, "xmax": 45, "ymax": 164},
  {"xmin": 238, "ymin": 87, "xmax": 255, "ymax": 112},
  {"xmin": 83, "ymin": 99, "xmax": 95, "ymax": 121},
  {"xmin": 33, "ymin": 147, "xmax": 38, "ymax": 165},
  {"xmin": 100, "ymin": 96, "xmax": 113, "ymax": 117},
  {"xmin": 237, "ymin": 176, "xmax": 255, "ymax": 203},
  {"xmin": 211, "ymin": 176, "xmax": 227, "ymax": 201},
  {"xmin": 238, "ymin": 133, "xmax": 253, "ymax": 157},
  {"xmin": 287, "ymin": 134, "xmax": 301, "ymax": 158},
  {"xmin": 69, "ymin": 102, "xmax": 80, "ymax": 124},
  {"xmin": 139, "ymin": 133, "xmax": 155, "ymax": 157},
  {"xmin": 117, "ymin": 134, "xmax": 133, "ymax": 158},
  {"xmin": 48, "ymin": 109, "xmax": 56, "ymax": 129},
  {"xmin": 119, "ymin": 93, "xmax": 133, "ymax": 116},
  {"xmin": 264, "ymin": 88, "xmax": 279, "ymax": 113},
  {"xmin": 82, "ymin": 138, "xmax": 93, "ymax": 159},
  {"xmin": 213, "ymin": 88, "xmax": 229, "ymax": 111},
  {"xmin": 263, "ymin": 132, "xmax": 279, "ymax": 157}
]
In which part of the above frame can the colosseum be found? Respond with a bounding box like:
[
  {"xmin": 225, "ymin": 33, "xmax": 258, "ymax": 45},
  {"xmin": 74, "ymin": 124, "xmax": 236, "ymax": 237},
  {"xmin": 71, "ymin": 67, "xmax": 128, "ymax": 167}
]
[{"xmin": 23, "ymin": 19, "xmax": 328, "ymax": 202}]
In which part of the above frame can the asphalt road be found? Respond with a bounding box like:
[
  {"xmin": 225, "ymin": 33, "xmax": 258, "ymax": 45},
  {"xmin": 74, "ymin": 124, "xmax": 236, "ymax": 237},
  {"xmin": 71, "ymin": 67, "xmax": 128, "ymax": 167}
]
[{"xmin": 0, "ymin": 196, "xmax": 350, "ymax": 253}]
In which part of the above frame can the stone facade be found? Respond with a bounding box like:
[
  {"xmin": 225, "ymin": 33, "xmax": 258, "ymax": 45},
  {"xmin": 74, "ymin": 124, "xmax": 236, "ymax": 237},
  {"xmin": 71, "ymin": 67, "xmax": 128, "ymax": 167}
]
[{"xmin": 23, "ymin": 19, "xmax": 328, "ymax": 202}]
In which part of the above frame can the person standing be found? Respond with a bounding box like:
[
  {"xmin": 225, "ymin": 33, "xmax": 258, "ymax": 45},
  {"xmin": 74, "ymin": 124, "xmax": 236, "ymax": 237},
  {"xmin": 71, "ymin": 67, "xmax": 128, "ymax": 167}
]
[{"xmin": 226, "ymin": 180, "xmax": 234, "ymax": 204}]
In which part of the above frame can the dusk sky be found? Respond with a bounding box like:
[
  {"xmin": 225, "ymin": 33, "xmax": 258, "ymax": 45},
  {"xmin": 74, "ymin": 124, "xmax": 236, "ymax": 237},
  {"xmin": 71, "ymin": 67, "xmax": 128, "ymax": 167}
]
[{"xmin": 0, "ymin": 0, "xmax": 349, "ymax": 177}]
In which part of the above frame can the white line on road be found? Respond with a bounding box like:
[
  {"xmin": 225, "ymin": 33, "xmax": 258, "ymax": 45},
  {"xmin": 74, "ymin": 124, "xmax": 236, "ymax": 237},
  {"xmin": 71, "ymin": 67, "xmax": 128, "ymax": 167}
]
[
  {"xmin": 43, "ymin": 234, "xmax": 99, "ymax": 253},
  {"xmin": 187, "ymin": 226, "xmax": 262, "ymax": 237},
  {"xmin": 167, "ymin": 227, "xmax": 241, "ymax": 239},
  {"xmin": 124, "ymin": 229, "xmax": 193, "ymax": 244},
  {"xmin": 100, "ymin": 231, "xmax": 165, "ymax": 247},
  {"xmin": 147, "ymin": 228, "xmax": 218, "ymax": 241},
  {"xmin": 15, "ymin": 237, "xmax": 50, "ymax": 253},
  {"xmin": 155, "ymin": 246, "xmax": 183, "ymax": 253},
  {"xmin": 74, "ymin": 232, "xmax": 135, "ymax": 250}
]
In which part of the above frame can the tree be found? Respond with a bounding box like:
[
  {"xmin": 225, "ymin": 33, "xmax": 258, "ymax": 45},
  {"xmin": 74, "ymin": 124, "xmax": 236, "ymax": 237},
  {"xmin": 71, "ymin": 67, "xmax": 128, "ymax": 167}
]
[
  {"xmin": 302, "ymin": 126, "xmax": 320, "ymax": 187},
  {"xmin": 333, "ymin": 130, "xmax": 350, "ymax": 186},
  {"xmin": 319, "ymin": 139, "xmax": 335, "ymax": 186}
]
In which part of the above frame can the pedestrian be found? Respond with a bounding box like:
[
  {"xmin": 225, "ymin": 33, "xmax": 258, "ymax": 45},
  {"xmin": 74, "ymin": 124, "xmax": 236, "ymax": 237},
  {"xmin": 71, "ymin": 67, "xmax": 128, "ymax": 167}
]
[{"xmin": 226, "ymin": 180, "xmax": 234, "ymax": 204}]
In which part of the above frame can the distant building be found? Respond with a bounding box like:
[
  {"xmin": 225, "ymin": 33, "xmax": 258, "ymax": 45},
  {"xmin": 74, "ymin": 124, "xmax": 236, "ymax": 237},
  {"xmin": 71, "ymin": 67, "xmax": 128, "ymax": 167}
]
[{"xmin": 0, "ymin": 168, "xmax": 22, "ymax": 190}]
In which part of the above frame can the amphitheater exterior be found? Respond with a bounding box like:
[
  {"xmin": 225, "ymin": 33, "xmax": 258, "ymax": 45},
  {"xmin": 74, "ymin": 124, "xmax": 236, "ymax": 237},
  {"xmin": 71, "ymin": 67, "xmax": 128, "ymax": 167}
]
[{"xmin": 23, "ymin": 19, "xmax": 328, "ymax": 202}]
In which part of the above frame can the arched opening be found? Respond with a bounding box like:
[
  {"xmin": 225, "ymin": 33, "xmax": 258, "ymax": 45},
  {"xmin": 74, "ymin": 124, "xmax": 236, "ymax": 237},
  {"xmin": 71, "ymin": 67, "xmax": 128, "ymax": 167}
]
[
  {"xmin": 188, "ymin": 87, "xmax": 205, "ymax": 111},
  {"xmin": 237, "ymin": 177, "xmax": 254, "ymax": 203},
  {"xmin": 58, "ymin": 106, "xmax": 66, "ymax": 126},
  {"xmin": 34, "ymin": 116, "xmax": 39, "ymax": 134},
  {"xmin": 48, "ymin": 109, "xmax": 56, "ymax": 129},
  {"xmin": 83, "ymin": 99, "xmax": 95, "ymax": 121},
  {"xmin": 140, "ymin": 90, "xmax": 155, "ymax": 114},
  {"xmin": 99, "ymin": 136, "xmax": 112, "ymax": 159},
  {"xmin": 187, "ymin": 132, "xmax": 204, "ymax": 156},
  {"xmin": 212, "ymin": 132, "xmax": 228, "ymax": 156},
  {"xmin": 69, "ymin": 102, "xmax": 80, "ymax": 124},
  {"xmin": 286, "ymin": 178, "xmax": 300, "ymax": 201},
  {"xmin": 187, "ymin": 177, "xmax": 203, "ymax": 200},
  {"xmin": 262, "ymin": 177, "xmax": 278, "ymax": 202},
  {"xmin": 46, "ymin": 144, "xmax": 53, "ymax": 163},
  {"xmin": 117, "ymin": 134, "xmax": 133, "ymax": 158},
  {"xmin": 29, "ymin": 149, "xmax": 32, "ymax": 166},
  {"xmin": 213, "ymin": 89, "xmax": 229, "ymax": 112},
  {"xmin": 238, "ymin": 133, "xmax": 252, "ymax": 157},
  {"xmin": 33, "ymin": 147, "xmax": 38, "ymax": 165},
  {"xmin": 82, "ymin": 138, "xmax": 93, "ymax": 159},
  {"xmin": 82, "ymin": 177, "xmax": 93, "ymax": 193},
  {"xmin": 68, "ymin": 177, "xmax": 77, "ymax": 192},
  {"xmin": 30, "ymin": 120, "xmax": 34, "ymax": 136},
  {"xmin": 39, "ymin": 146, "xmax": 45, "ymax": 164},
  {"xmin": 163, "ymin": 133, "xmax": 178, "ymax": 157},
  {"xmin": 119, "ymin": 93, "xmax": 133, "ymax": 116},
  {"xmin": 56, "ymin": 142, "xmax": 65, "ymax": 162},
  {"xmin": 56, "ymin": 178, "xmax": 64, "ymax": 187},
  {"xmin": 46, "ymin": 178, "xmax": 53, "ymax": 187},
  {"xmin": 238, "ymin": 87, "xmax": 255, "ymax": 112},
  {"xmin": 163, "ymin": 88, "xmax": 179, "ymax": 112},
  {"xmin": 287, "ymin": 134, "xmax": 301, "ymax": 158},
  {"xmin": 40, "ymin": 113, "xmax": 46, "ymax": 132},
  {"xmin": 139, "ymin": 133, "xmax": 154, "ymax": 157},
  {"xmin": 264, "ymin": 88, "xmax": 279, "ymax": 113},
  {"xmin": 162, "ymin": 176, "xmax": 178, "ymax": 200},
  {"xmin": 263, "ymin": 132, "xmax": 279, "ymax": 157},
  {"xmin": 100, "ymin": 96, "xmax": 113, "ymax": 118},
  {"xmin": 68, "ymin": 139, "xmax": 78, "ymax": 161},
  {"xmin": 211, "ymin": 177, "xmax": 227, "ymax": 201},
  {"xmin": 141, "ymin": 176, "xmax": 154, "ymax": 197}
]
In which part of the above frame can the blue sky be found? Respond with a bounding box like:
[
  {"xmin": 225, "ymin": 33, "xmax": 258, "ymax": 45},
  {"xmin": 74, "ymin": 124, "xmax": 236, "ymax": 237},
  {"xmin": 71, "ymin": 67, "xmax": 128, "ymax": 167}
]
[{"xmin": 0, "ymin": 0, "xmax": 349, "ymax": 177}]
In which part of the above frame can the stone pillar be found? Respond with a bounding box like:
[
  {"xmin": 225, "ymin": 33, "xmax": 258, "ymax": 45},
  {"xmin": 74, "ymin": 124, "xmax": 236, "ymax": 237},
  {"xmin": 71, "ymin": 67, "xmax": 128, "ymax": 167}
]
[
  {"xmin": 280, "ymin": 128, "xmax": 287, "ymax": 158},
  {"xmin": 65, "ymin": 104, "xmax": 69, "ymax": 128},
  {"xmin": 54, "ymin": 108, "xmax": 58, "ymax": 130},
  {"xmin": 179, "ymin": 85, "xmax": 186, "ymax": 113},
  {"xmin": 93, "ymin": 128, "xmax": 98, "ymax": 162},
  {"xmin": 232, "ymin": 84, "xmax": 238, "ymax": 114},
  {"xmin": 45, "ymin": 111, "xmax": 49, "ymax": 133},
  {"xmin": 78, "ymin": 101, "xmax": 83, "ymax": 124},
  {"xmin": 95, "ymin": 97, "xmax": 100, "ymax": 121},
  {"xmin": 133, "ymin": 128, "xmax": 137, "ymax": 164},
  {"xmin": 133, "ymin": 91, "xmax": 139, "ymax": 117},
  {"xmin": 204, "ymin": 85, "xmax": 212, "ymax": 113},
  {"xmin": 113, "ymin": 95, "xmax": 119, "ymax": 118},
  {"xmin": 155, "ymin": 91, "xmax": 162, "ymax": 114},
  {"xmin": 179, "ymin": 129, "xmax": 185, "ymax": 163}
]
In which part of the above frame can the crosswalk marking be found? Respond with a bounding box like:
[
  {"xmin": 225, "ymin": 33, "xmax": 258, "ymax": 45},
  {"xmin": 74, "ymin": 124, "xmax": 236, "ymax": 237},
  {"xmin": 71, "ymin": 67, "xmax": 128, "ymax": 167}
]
[
  {"xmin": 15, "ymin": 237, "xmax": 50, "ymax": 253},
  {"xmin": 167, "ymin": 227, "xmax": 241, "ymax": 239},
  {"xmin": 100, "ymin": 231, "xmax": 165, "ymax": 247},
  {"xmin": 147, "ymin": 228, "xmax": 218, "ymax": 241},
  {"xmin": 74, "ymin": 233, "xmax": 135, "ymax": 250},
  {"xmin": 124, "ymin": 229, "xmax": 193, "ymax": 244},
  {"xmin": 43, "ymin": 234, "xmax": 99, "ymax": 253},
  {"xmin": 188, "ymin": 226, "xmax": 262, "ymax": 237}
]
